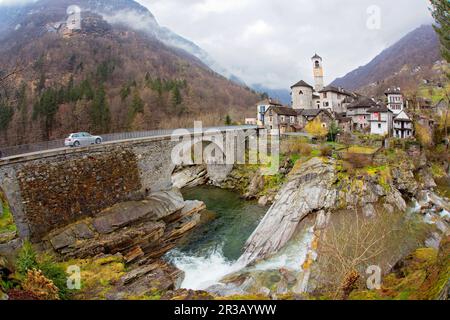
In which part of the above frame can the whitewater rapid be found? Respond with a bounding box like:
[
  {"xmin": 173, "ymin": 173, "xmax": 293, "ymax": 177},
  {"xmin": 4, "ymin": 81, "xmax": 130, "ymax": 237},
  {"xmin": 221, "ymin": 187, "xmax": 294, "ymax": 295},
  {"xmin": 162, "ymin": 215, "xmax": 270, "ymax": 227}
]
[{"xmin": 167, "ymin": 226, "xmax": 315, "ymax": 291}]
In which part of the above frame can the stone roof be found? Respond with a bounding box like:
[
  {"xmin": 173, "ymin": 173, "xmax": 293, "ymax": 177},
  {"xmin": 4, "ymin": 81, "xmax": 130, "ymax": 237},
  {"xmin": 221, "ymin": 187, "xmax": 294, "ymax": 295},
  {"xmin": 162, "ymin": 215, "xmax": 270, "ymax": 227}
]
[
  {"xmin": 256, "ymin": 98, "xmax": 283, "ymax": 106},
  {"xmin": 318, "ymin": 85, "xmax": 353, "ymax": 96},
  {"xmin": 347, "ymin": 97, "xmax": 377, "ymax": 109},
  {"xmin": 299, "ymin": 109, "xmax": 333, "ymax": 119},
  {"xmin": 394, "ymin": 111, "xmax": 412, "ymax": 121},
  {"xmin": 367, "ymin": 105, "xmax": 392, "ymax": 113},
  {"xmin": 266, "ymin": 106, "xmax": 299, "ymax": 116},
  {"xmin": 291, "ymin": 80, "xmax": 314, "ymax": 89},
  {"xmin": 384, "ymin": 87, "xmax": 402, "ymax": 95}
]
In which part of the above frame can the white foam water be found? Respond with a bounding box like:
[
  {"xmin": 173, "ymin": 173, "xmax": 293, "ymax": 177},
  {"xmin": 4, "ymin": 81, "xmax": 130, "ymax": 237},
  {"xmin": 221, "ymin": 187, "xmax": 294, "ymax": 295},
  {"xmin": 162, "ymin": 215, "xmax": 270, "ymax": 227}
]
[
  {"xmin": 168, "ymin": 248, "xmax": 246, "ymax": 290},
  {"xmin": 168, "ymin": 226, "xmax": 315, "ymax": 291}
]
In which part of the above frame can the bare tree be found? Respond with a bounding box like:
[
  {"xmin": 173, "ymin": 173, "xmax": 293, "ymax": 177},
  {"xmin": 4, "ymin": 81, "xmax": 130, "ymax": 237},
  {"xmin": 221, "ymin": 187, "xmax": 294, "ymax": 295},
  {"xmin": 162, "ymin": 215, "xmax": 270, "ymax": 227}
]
[{"xmin": 315, "ymin": 209, "xmax": 429, "ymax": 299}]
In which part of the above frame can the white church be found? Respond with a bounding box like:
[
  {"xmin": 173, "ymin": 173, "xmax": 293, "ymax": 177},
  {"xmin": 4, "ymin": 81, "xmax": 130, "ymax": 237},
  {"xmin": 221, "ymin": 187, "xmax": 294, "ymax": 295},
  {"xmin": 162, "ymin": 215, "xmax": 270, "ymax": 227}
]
[
  {"xmin": 291, "ymin": 53, "xmax": 354, "ymax": 113},
  {"xmin": 255, "ymin": 53, "xmax": 413, "ymax": 139}
]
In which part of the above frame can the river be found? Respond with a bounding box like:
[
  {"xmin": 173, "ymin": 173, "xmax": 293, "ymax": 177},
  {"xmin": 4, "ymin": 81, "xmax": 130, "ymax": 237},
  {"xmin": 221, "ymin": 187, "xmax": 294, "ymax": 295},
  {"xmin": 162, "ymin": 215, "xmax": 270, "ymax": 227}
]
[{"xmin": 165, "ymin": 186, "xmax": 316, "ymax": 293}]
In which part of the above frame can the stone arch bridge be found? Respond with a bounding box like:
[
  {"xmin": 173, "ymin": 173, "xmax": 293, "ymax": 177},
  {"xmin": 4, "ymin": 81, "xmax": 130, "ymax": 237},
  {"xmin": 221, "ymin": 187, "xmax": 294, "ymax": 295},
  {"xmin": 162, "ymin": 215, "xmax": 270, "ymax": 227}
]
[{"xmin": 0, "ymin": 127, "xmax": 257, "ymax": 242}]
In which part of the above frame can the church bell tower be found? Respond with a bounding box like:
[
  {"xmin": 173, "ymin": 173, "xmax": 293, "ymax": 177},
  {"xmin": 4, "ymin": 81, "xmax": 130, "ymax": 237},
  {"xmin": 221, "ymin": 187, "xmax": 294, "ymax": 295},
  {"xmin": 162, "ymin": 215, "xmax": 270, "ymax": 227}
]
[{"xmin": 312, "ymin": 53, "xmax": 324, "ymax": 92}]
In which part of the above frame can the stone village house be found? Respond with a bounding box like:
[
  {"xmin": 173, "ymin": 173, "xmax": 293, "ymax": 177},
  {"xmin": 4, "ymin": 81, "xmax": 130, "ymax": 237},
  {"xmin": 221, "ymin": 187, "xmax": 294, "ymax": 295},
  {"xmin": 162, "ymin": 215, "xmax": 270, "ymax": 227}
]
[
  {"xmin": 264, "ymin": 106, "xmax": 334, "ymax": 134},
  {"xmin": 256, "ymin": 54, "xmax": 414, "ymax": 139}
]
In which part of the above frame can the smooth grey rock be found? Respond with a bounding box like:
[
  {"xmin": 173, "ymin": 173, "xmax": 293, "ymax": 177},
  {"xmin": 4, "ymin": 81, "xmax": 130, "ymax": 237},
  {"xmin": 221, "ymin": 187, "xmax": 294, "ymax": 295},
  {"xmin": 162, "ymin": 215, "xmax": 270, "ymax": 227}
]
[
  {"xmin": 172, "ymin": 166, "xmax": 208, "ymax": 189},
  {"xmin": 386, "ymin": 186, "xmax": 407, "ymax": 212},
  {"xmin": 93, "ymin": 190, "xmax": 184, "ymax": 234},
  {"xmin": 238, "ymin": 158, "xmax": 336, "ymax": 266},
  {"xmin": 258, "ymin": 196, "xmax": 269, "ymax": 207},
  {"xmin": 49, "ymin": 229, "xmax": 76, "ymax": 250},
  {"xmin": 425, "ymin": 233, "xmax": 442, "ymax": 249}
]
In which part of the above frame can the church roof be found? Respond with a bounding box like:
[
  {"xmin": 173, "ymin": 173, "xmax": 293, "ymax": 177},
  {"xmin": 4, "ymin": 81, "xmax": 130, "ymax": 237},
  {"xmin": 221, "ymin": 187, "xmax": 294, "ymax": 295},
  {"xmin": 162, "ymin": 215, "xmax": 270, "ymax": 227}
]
[{"xmin": 291, "ymin": 80, "xmax": 314, "ymax": 89}]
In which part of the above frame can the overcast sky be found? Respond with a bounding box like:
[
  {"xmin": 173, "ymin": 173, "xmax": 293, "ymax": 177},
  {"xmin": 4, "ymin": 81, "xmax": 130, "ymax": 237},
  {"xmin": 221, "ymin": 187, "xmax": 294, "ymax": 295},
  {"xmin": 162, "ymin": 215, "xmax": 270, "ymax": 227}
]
[
  {"xmin": 138, "ymin": 0, "xmax": 433, "ymax": 89},
  {"xmin": 0, "ymin": 0, "xmax": 434, "ymax": 89}
]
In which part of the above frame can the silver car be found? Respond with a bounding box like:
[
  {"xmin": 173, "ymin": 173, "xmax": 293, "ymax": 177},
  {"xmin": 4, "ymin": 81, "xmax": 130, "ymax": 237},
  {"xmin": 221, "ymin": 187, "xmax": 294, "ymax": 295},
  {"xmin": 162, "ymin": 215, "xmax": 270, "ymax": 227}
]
[{"xmin": 65, "ymin": 132, "xmax": 103, "ymax": 147}]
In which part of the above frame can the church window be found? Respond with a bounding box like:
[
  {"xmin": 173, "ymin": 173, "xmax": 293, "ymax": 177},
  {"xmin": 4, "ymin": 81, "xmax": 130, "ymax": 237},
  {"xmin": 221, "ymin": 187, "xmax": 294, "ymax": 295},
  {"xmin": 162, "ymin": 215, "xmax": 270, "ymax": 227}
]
[
  {"xmin": 315, "ymin": 61, "xmax": 320, "ymax": 68},
  {"xmin": 299, "ymin": 90, "xmax": 303, "ymax": 95}
]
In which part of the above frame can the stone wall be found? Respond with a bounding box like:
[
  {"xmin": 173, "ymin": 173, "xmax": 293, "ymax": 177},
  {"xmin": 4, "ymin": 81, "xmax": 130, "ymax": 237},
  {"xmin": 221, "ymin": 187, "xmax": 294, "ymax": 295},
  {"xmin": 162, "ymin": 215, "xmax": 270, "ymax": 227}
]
[{"xmin": 17, "ymin": 149, "xmax": 142, "ymax": 241}]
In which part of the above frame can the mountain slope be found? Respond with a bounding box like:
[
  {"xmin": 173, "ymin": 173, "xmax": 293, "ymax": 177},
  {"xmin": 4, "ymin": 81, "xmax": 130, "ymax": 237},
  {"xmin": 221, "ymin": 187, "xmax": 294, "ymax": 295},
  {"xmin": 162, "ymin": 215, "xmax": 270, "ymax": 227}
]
[
  {"xmin": 0, "ymin": 0, "xmax": 261, "ymax": 146},
  {"xmin": 331, "ymin": 25, "xmax": 443, "ymax": 95}
]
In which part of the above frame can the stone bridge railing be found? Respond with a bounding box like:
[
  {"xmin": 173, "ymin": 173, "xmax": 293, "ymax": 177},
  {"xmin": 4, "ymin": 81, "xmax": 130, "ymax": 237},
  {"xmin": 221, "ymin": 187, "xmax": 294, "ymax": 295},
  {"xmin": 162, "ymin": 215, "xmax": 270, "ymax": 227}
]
[{"xmin": 0, "ymin": 127, "xmax": 257, "ymax": 242}]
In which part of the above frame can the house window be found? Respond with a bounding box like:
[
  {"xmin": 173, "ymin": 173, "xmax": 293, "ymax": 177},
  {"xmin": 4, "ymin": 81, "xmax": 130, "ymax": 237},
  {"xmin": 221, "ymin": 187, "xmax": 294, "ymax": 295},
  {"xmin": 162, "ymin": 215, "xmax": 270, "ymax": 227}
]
[
  {"xmin": 315, "ymin": 61, "xmax": 320, "ymax": 68},
  {"xmin": 259, "ymin": 106, "xmax": 265, "ymax": 113},
  {"xmin": 378, "ymin": 124, "xmax": 381, "ymax": 129},
  {"xmin": 269, "ymin": 116, "xmax": 273, "ymax": 122},
  {"xmin": 280, "ymin": 116, "xmax": 285, "ymax": 122},
  {"xmin": 290, "ymin": 116, "xmax": 295, "ymax": 123},
  {"xmin": 323, "ymin": 92, "xmax": 328, "ymax": 98}
]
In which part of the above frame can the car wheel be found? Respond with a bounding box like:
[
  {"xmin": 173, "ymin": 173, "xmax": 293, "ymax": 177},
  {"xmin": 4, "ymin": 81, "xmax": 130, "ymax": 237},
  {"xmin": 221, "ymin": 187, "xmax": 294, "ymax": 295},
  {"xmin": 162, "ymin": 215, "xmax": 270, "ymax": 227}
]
[
  {"xmin": 95, "ymin": 138, "xmax": 102, "ymax": 144},
  {"xmin": 73, "ymin": 141, "xmax": 80, "ymax": 147}
]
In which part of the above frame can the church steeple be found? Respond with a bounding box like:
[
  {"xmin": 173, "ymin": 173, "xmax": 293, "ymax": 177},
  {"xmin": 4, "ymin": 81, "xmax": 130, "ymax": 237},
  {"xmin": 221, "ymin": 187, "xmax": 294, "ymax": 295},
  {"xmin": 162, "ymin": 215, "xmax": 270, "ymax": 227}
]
[{"xmin": 311, "ymin": 53, "xmax": 324, "ymax": 92}]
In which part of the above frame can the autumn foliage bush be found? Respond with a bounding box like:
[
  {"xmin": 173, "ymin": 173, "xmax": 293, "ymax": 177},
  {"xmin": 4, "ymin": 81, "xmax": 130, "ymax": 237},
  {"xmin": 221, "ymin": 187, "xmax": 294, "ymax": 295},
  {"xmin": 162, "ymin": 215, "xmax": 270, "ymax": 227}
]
[
  {"xmin": 305, "ymin": 118, "xmax": 328, "ymax": 139},
  {"xmin": 22, "ymin": 269, "xmax": 60, "ymax": 300}
]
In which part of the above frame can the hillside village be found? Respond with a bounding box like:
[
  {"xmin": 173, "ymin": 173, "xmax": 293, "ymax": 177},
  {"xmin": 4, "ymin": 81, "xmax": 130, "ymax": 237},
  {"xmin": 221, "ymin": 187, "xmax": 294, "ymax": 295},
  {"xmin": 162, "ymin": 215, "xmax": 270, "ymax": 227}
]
[{"xmin": 249, "ymin": 54, "xmax": 447, "ymax": 143}]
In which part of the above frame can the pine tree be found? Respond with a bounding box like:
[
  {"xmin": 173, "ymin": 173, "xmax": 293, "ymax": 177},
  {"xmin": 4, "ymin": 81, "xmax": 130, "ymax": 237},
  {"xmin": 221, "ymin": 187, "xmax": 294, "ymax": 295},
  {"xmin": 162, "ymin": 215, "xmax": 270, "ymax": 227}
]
[
  {"xmin": 80, "ymin": 79, "xmax": 94, "ymax": 100},
  {"xmin": 90, "ymin": 85, "xmax": 110, "ymax": 133},
  {"xmin": 17, "ymin": 83, "xmax": 28, "ymax": 143},
  {"xmin": 172, "ymin": 85, "xmax": 182, "ymax": 106},
  {"xmin": 225, "ymin": 114, "xmax": 232, "ymax": 126},
  {"xmin": 0, "ymin": 102, "xmax": 13, "ymax": 132},
  {"xmin": 327, "ymin": 121, "xmax": 341, "ymax": 142},
  {"xmin": 430, "ymin": 0, "xmax": 450, "ymax": 64},
  {"xmin": 131, "ymin": 89, "xmax": 144, "ymax": 114},
  {"xmin": 33, "ymin": 88, "xmax": 59, "ymax": 140}
]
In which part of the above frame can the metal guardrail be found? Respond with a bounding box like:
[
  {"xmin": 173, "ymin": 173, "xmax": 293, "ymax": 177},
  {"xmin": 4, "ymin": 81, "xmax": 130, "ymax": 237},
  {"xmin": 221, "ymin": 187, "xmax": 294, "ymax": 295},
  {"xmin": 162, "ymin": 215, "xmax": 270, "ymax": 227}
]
[{"xmin": 0, "ymin": 126, "xmax": 257, "ymax": 158}]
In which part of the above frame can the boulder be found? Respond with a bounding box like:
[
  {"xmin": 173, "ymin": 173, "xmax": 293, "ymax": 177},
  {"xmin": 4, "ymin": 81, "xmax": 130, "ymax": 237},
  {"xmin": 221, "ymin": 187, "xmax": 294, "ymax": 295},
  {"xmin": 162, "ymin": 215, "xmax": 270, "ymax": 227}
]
[
  {"xmin": 92, "ymin": 190, "xmax": 185, "ymax": 234},
  {"xmin": 391, "ymin": 167, "xmax": 418, "ymax": 195},
  {"xmin": 172, "ymin": 166, "xmax": 208, "ymax": 189},
  {"xmin": 417, "ymin": 168, "xmax": 437, "ymax": 190},
  {"xmin": 244, "ymin": 172, "xmax": 265, "ymax": 199},
  {"xmin": 107, "ymin": 260, "xmax": 185, "ymax": 299},
  {"xmin": 258, "ymin": 196, "xmax": 269, "ymax": 207},
  {"xmin": 385, "ymin": 186, "xmax": 407, "ymax": 212}
]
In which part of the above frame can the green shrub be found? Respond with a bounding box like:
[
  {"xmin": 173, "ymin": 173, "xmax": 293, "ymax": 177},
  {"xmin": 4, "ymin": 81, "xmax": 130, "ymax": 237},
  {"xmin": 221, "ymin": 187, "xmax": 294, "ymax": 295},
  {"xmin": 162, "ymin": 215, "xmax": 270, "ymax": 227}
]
[
  {"xmin": 16, "ymin": 241, "xmax": 38, "ymax": 276},
  {"xmin": 15, "ymin": 241, "xmax": 70, "ymax": 299}
]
